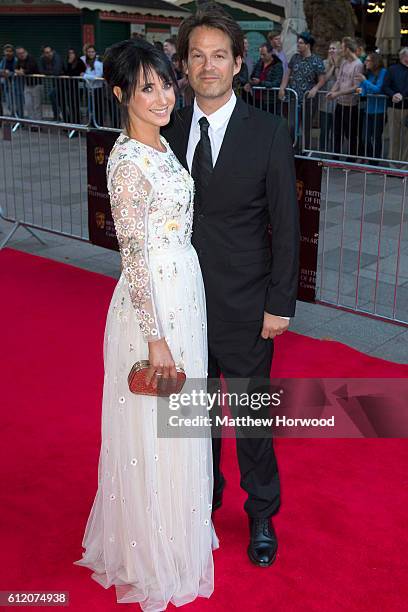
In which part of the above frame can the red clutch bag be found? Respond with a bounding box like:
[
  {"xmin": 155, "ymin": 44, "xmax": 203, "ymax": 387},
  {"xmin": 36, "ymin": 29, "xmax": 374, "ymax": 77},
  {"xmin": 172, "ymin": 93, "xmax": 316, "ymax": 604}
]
[{"xmin": 128, "ymin": 360, "xmax": 186, "ymax": 397}]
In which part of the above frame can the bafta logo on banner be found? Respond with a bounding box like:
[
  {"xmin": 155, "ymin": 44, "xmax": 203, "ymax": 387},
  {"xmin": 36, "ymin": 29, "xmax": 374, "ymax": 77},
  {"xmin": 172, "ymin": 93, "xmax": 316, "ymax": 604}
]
[
  {"xmin": 95, "ymin": 211, "xmax": 106, "ymax": 229},
  {"xmin": 94, "ymin": 147, "xmax": 105, "ymax": 165},
  {"xmin": 296, "ymin": 179, "xmax": 304, "ymax": 202},
  {"xmin": 87, "ymin": 129, "xmax": 123, "ymax": 251}
]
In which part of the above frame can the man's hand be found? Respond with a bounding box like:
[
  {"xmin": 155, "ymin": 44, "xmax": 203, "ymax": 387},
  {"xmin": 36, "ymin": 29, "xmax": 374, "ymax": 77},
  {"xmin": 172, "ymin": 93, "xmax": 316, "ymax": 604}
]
[
  {"xmin": 278, "ymin": 87, "xmax": 285, "ymax": 101},
  {"xmin": 261, "ymin": 312, "xmax": 289, "ymax": 339},
  {"xmin": 326, "ymin": 91, "xmax": 338, "ymax": 100},
  {"xmin": 307, "ymin": 86, "xmax": 318, "ymax": 99},
  {"xmin": 393, "ymin": 93, "xmax": 403, "ymax": 104},
  {"xmin": 251, "ymin": 77, "xmax": 260, "ymax": 85}
]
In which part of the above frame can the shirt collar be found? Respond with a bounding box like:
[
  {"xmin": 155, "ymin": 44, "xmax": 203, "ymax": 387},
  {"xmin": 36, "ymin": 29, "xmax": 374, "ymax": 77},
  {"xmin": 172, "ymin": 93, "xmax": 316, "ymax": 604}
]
[{"xmin": 193, "ymin": 92, "xmax": 237, "ymax": 131}]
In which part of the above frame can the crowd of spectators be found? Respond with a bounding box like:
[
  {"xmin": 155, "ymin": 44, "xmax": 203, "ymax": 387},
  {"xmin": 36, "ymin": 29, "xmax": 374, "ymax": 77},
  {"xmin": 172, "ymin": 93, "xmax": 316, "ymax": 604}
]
[{"xmin": 1, "ymin": 30, "xmax": 408, "ymax": 164}]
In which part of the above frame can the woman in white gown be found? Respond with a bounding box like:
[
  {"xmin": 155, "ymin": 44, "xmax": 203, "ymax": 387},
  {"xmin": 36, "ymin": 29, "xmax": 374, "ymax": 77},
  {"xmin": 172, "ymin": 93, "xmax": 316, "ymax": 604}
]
[{"xmin": 74, "ymin": 39, "xmax": 218, "ymax": 611}]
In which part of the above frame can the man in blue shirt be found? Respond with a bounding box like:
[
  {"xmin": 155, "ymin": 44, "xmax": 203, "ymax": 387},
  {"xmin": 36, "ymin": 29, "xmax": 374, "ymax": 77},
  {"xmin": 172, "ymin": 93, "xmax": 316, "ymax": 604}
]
[
  {"xmin": 0, "ymin": 44, "xmax": 24, "ymax": 117},
  {"xmin": 383, "ymin": 47, "xmax": 408, "ymax": 163}
]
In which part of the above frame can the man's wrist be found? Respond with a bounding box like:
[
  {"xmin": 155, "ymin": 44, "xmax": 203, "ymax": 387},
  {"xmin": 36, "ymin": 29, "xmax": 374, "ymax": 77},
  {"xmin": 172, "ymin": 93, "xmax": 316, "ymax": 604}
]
[{"xmin": 265, "ymin": 312, "xmax": 290, "ymax": 321}]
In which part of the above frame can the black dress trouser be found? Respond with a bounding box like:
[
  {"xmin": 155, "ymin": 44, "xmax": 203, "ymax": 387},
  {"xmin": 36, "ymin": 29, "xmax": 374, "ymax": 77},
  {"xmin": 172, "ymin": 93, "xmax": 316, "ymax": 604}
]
[{"xmin": 207, "ymin": 323, "xmax": 280, "ymax": 519}]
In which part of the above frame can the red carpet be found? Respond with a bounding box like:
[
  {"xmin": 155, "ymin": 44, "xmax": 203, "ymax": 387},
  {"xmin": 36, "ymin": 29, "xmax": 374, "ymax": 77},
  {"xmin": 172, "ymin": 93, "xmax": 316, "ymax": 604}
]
[{"xmin": 1, "ymin": 247, "xmax": 407, "ymax": 611}]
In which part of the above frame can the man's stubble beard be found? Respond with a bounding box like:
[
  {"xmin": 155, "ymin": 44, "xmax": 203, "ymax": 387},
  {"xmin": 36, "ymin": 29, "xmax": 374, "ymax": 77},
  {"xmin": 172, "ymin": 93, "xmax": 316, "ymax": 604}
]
[{"xmin": 191, "ymin": 78, "xmax": 233, "ymax": 101}]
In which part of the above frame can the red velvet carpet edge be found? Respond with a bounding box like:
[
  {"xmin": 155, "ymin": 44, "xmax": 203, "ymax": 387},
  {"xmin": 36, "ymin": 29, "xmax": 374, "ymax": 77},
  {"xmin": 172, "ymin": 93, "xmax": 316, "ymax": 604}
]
[{"xmin": 1, "ymin": 247, "xmax": 407, "ymax": 612}]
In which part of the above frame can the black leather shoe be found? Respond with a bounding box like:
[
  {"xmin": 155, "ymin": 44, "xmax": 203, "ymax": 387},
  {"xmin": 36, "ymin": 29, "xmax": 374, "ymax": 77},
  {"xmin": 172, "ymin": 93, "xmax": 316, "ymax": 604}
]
[
  {"xmin": 247, "ymin": 517, "xmax": 278, "ymax": 567},
  {"xmin": 212, "ymin": 475, "xmax": 226, "ymax": 512}
]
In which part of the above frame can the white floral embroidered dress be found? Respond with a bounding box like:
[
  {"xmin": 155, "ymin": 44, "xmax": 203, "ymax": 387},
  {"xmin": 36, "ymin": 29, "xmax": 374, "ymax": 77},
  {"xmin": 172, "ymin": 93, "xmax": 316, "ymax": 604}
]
[{"xmin": 74, "ymin": 133, "xmax": 218, "ymax": 611}]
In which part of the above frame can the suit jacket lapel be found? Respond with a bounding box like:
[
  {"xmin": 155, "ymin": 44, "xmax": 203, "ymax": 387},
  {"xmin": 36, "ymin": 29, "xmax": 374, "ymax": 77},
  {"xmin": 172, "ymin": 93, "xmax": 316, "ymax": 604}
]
[
  {"xmin": 171, "ymin": 106, "xmax": 193, "ymax": 171},
  {"xmin": 211, "ymin": 98, "xmax": 250, "ymax": 181}
]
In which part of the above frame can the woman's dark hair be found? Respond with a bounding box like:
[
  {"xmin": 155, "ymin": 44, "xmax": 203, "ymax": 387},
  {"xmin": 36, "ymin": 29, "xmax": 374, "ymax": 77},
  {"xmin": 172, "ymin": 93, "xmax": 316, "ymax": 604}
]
[
  {"xmin": 67, "ymin": 48, "xmax": 79, "ymax": 65},
  {"xmin": 85, "ymin": 45, "xmax": 97, "ymax": 70},
  {"xmin": 103, "ymin": 39, "xmax": 177, "ymax": 133},
  {"xmin": 177, "ymin": 3, "xmax": 244, "ymax": 63}
]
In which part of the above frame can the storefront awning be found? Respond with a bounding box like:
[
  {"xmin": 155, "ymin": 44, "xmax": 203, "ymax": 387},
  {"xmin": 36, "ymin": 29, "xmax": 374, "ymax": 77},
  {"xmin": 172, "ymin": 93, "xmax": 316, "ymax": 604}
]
[{"xmin": 58, "ymin": 0, "xmax": 190, "ymax": 19}]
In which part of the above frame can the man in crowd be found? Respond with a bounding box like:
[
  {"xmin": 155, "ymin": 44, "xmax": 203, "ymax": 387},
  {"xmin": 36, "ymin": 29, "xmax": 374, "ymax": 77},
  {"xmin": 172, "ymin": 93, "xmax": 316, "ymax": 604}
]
[
  {"xmin": 39, "ymin": 44, "xmax": 63, "ymax": 120},
  {"xmin": 327, "ymin": 37, "xmax": 363, "ymax": 160},
  {"xmin": 249, "ymin": 42, "xmax": 283, "ymax": 112},
  {"xmin": 163, "ymin": 38, "xmax": 177, "ymax": 60},
  {"xmin": 268, "ymin": 30, "xmax": 288, "ymax": 75},
  {"xmin": 15, "ymin": 46, "xmax": 41, "ymax": 120},
  {"xmin": 279, "ymin": 32, "xmax": 325, "ymax": 149},
  {"xmin": 237, "ymin": 37, "xmax": 254, "ymax": 101},
  {"xmin": 355, "ymin": 38, "xmax": 367, "ymax": 64},
  {"xmin": 383, "ymin": 47, "xmax": 408, "ymax": 164},
  {"xmin": 0, "ymin": 44, "xmax": 24, "ymax": 117}
]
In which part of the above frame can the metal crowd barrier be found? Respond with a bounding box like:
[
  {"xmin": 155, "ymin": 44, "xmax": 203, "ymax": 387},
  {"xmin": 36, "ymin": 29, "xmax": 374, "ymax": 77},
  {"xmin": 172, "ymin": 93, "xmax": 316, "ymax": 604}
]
[
  {"xmin": 89, "ymin": 78, "xmax": 121, "ymax": 129},
  {"xmin": 1, "ymin": 117, "xmax": 407, "ymax": 325},
  {"xmin": 302, "ymin": 90, "xmax": 408, "ymax": 167},
  {"xmin": 0, "ymin": 74, "xmax": 91, "ymax": 126},
  {"xmin": 0, "ymin": 117, "xmax": 89, "ymax": 248},
  {"xmin": 317, "ymin": 158, "xmax": 407, "ymax": 324},
  {"xmin": 244, "ymin": 86, "xmax": 299, "ymax": 147},
  {"xmin": 3, "ymin": 76, "xmax": 408, "ymax": 165}
]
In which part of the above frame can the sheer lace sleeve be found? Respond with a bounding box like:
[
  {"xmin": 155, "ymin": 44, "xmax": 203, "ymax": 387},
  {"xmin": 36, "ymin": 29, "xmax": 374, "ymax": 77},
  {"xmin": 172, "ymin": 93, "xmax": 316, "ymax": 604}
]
[{"xmin": 109, "ymin": 160, "xmax": 163, "ymax": 342}]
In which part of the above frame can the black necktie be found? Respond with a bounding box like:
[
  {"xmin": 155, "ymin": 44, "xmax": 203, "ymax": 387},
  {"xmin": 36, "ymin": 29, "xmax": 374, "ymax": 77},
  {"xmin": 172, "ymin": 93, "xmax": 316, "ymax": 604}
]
[{"xmin": 191, "ymin": 117, "xmax": 213, "ymax": 205}]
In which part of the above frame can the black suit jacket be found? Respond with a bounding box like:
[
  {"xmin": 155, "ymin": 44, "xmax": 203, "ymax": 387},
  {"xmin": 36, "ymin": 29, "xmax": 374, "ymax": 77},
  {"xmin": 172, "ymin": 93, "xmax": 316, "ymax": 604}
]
[{"xmin": 162, "ymin": 97, "xmax": 299, "ymax": 341}]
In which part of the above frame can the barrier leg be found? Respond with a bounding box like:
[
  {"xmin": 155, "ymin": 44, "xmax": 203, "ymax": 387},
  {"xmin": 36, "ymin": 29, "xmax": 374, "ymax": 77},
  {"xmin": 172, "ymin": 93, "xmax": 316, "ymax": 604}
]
[{"xmin": 0, "ymin": 221, "xmax": 47, "ymax": 250}]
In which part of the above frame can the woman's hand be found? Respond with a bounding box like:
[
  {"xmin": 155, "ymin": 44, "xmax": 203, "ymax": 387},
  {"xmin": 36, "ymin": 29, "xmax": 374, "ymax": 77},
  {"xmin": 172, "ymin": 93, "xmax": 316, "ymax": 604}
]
[{"xmin": 146, "ymin": 338, "xmax": 177, "ymax": 389}]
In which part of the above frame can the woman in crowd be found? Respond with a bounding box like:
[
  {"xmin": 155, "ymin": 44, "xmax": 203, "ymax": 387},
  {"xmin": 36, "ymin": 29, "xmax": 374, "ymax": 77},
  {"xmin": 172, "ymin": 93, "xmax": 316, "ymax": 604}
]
[
  {"xmin": 83, "ymin": 45, "xmax": 105, "ymax": 126},
  {"xmin": 319, "ymin": 41, "xmax": 342, "ymax": 152},
  {"xmin": 356, "ymin": 52, "xmax": 387, "ymax": 161},
  {"xmin": 62, "ymin": 48, "xmax": 86, "ymax": 124}
]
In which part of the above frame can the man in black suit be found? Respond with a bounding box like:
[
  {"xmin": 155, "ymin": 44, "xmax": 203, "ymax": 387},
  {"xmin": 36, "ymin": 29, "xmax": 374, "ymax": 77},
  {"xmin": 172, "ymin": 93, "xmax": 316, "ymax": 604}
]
[{"xmin": 163, "ymin": 5, "xmax": 299, "ymax": 567}]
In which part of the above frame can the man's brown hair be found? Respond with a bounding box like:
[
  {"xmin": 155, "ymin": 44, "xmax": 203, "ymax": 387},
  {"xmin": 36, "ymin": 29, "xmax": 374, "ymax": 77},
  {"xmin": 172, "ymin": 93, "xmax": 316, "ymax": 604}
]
[
  {"xmin": 177, "ymin": 2, "xmax": 244, "ymax": 63},
  {"xmin": 342, "ymin": 37, "xmax": 358, "ymax": 54}
]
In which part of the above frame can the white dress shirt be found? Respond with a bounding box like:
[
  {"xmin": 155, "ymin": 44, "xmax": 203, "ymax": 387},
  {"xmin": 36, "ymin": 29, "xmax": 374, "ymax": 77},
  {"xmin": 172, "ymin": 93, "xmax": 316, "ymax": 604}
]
[
  {"xmin": 186, "ymin": 92, "xmax": 290, "ymax": 322},
  {"xmin": 186, "ymin": 92, "xmax": 237, "ymax": 172}
]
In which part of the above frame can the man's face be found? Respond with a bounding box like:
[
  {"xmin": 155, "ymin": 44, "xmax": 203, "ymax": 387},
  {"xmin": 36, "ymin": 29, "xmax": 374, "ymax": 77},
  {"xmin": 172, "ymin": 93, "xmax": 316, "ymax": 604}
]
[
  {"xmin": 297, "ymin": 38, "xmax": 308, "ymax": 55},
  {"xmin": 401, "ymin": 52, "xmax": 408, "ymax": 67},
  {"xmin": 163, "ymin": 41, "xmax": 175, "ymax": 58},
  {"xmin": 186, "ymin": 26, "xmax": 241, "ymax": 102},
  {"xmin": 259, "ymin": 46, "xmax": 272, "ymax": 63},
  {"xmin": 271, "ymin": 35, "xmax": 281, "ymax": 50},
  {"xmin": 43, "ymin": 47, "xmax": 54, "ymax": 60},
  {"xmin": 16, "ymin": 48, "xmax": 27, "ymax": 61}
]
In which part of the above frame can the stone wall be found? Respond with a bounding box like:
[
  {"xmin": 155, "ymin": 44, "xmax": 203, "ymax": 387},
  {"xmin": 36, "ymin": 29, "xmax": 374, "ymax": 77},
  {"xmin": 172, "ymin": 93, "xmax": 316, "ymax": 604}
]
[{"xmin": 304, "ymin": 0, "xmax": 357, "ymax": 57}]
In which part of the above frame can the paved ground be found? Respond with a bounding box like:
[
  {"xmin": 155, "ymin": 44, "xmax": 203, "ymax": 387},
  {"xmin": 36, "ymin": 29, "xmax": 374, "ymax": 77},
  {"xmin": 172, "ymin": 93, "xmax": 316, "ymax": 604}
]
[{"xmin": 1, "ymin": 123, "xmax": 407, "ymax": 364}]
